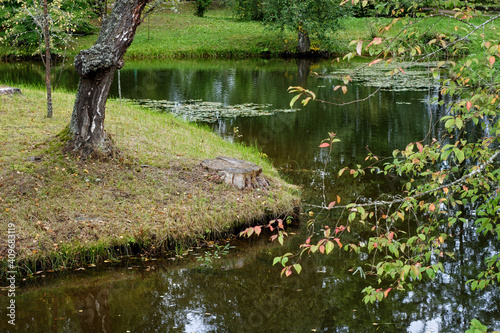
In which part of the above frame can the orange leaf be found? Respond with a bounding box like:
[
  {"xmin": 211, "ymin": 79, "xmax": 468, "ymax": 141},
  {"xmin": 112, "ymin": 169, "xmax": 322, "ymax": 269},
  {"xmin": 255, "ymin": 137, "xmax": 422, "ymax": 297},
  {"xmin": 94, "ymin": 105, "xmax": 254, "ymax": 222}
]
[
  {"xmin": 416, "ymin": 141, "xmax": 423, "ymax": 153},
  {"xmin": 429, "ymin": 203, "xmax": 436, "ymax": 212},
  {"xmin": 319, "ymin": 142, "xmax": 330, "ymax": 148},
  {"xmin": 384, "ymin": 288, "xmax": 392, "ymax": 298},
  {"xmin": 466, "ymin": 100, "xmax": 472, "ymax": 111},
  {"xmin": 334, "ymin": 238, "xmax": 343, "ymax": 248},
  {"xmin": 337, "ymin": 195, "xmax": 341, "ymax": 203},
  {"xmin": 489, "ymin": 56, "xmax": 496, "ymax": 66}
]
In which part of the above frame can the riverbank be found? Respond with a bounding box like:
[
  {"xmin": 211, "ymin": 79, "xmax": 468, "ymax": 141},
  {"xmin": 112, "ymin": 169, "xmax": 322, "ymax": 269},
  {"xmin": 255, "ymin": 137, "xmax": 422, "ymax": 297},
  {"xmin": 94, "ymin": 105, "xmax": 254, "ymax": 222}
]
[
  {"xmin": 0, "ymin": 87, "xmax": 300, "ymax": 277},
  {"xmin": 2, "ymin": 2, "xmax": 499, "ymax": 60}
]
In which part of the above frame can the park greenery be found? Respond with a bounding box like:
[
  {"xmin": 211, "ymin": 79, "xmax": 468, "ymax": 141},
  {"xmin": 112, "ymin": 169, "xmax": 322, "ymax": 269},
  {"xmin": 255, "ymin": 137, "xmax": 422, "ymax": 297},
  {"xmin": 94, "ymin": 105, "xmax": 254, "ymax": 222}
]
[{"xmin": 1, "ymin": 0, "xmax": 500, "ymax": 331}]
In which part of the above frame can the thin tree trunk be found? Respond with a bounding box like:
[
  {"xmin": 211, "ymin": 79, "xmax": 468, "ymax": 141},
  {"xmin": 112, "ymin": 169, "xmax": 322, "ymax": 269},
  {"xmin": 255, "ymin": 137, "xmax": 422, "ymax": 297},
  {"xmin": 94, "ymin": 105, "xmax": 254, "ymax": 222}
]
[
  {"xmin": 43, "ymin": 0, "xmax": 53, "ymax": 118},
  {"xmin": 69, "ymin": 0, "xmax": 150, "ymax": 158},
  {"xmin": 297, "ymin": 29, "xmax": 311, "ymax": 54}
]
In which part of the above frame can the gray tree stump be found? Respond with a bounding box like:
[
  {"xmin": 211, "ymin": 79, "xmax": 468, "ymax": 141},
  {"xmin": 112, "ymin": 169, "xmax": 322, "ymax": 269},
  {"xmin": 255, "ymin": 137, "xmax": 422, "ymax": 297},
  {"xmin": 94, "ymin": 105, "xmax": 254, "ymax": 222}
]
[
  {"xmin": 0, "ymin": 87, "xmax": 22, "ymax": 95},
  {"xmin": 201, "ymin": 156, "xmax": 269, "ymax": 190}
]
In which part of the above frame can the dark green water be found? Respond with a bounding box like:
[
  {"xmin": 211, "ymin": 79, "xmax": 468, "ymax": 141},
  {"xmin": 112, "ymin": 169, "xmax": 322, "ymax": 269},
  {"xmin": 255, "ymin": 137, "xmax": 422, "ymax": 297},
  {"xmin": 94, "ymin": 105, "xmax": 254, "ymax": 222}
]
[{"xmin": 1, "ymin": 59, "xmax": 499, "ymax": 332}]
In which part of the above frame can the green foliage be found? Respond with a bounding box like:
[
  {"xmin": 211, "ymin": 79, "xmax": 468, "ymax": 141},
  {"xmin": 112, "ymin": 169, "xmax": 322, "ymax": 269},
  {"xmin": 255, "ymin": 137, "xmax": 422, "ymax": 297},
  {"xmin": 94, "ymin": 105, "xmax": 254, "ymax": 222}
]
[
  {"xmin": 262, "ymin": 0, "xmax": 352, "ymax": 50},
  {"xmin": 225, "ymin": 0, "xmax": 264, "ymax": 21},
  {"xmin": 194, "ymin": 0, "xmax": 212, "ymax": 17},
  {"xmin": 196, "ymin": 243, "xmax": 232, "ymax": 268},
  {"xmin": 0, "ymin": 0, "xmax": 97, "ymax": 57}
]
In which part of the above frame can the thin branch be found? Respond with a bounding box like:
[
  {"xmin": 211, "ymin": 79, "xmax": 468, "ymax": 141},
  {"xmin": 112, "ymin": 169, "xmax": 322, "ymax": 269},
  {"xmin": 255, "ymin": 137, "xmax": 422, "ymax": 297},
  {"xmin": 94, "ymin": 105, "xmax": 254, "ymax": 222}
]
[{"xmin": 305, "ymin": 149, "xmax": 500, "ymax": 210}]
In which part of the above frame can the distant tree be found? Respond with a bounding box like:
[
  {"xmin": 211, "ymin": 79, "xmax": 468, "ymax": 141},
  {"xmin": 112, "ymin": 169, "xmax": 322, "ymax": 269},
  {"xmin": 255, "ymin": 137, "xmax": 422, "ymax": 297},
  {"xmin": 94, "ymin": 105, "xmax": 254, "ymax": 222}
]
[
  {"xmin": 1, "ymin": 0, "xmax": 97, "ymax": 117},
  {"xmin": 194, "ymin": 0, "xmax": 212, "ymax": 17},
  {"xmin": 262, "ymin": 0, "xmax": 350, "ymax": 54}
]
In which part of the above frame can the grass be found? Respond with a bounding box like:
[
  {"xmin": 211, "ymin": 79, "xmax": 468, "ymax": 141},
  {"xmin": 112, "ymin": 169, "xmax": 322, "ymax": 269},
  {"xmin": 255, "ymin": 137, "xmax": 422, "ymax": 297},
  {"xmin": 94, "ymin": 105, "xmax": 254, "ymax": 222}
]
[
  {"xmin": 3, "ymin": 2, "xmax": 500, "ymax": 60},
  {"xmin": 69, "ymin": 3, "xmax": 296, "ymax": 60},
  {"xmin": 0, "ymin": 87, "xmax": 300, "ymax": 276}
]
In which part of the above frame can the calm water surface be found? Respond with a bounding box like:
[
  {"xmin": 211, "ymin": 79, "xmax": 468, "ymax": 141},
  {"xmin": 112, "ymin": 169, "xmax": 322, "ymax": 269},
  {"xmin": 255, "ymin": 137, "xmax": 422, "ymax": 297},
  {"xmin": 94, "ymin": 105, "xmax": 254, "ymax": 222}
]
[{"xmin": 0, "ymin": 59, "xmax": 499, "ymax": 332}]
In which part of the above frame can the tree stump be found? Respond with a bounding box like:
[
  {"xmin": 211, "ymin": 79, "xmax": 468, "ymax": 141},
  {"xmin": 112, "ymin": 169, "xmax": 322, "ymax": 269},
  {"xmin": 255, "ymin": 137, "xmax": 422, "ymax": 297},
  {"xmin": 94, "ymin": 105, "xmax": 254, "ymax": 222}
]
[
  {"xmin": 0, "ymin": 87, "xmax": 22, "ymax": 95},
  {"xmin": 201, "ymin": 156, "xmax": 269, "ymax": 190}
]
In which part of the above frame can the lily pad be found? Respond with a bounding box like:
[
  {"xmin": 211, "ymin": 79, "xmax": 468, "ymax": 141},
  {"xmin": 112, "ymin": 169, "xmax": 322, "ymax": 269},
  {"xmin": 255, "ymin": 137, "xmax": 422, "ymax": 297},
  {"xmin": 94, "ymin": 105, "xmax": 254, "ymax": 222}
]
[
  {"xmin": 325, "ymin": 61, "xmax": 442, "ymax": 91},
  {"xmin": 128, "ymin": 99, "xmax": 296, "ymax": 123}
]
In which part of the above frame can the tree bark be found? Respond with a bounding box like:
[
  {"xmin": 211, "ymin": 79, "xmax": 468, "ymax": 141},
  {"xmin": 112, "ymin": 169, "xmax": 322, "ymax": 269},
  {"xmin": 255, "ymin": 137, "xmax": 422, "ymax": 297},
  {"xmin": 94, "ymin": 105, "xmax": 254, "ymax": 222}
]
[
  {"xmin": 69, "ymin": 0, "xmax": 150, "ymax": 158},
  {"xmin": 297, "ymin": 29, "xmax": 311, "ymax": 54},
  {"xmin": 43, "ymin": 0, "xmax": 53, "ymax": 118}
]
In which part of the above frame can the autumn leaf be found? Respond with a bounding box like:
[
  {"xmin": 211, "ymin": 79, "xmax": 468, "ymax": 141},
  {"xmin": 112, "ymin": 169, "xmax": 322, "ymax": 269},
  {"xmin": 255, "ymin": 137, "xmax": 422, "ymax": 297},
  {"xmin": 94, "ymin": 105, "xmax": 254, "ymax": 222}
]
[
  {"xmin": 428, "ymin": 203, "xmax": 436, "ymax": 212},
  {"xmin": 368, "ymin": 58, "xmax": 383, "ymax": 67},
  {"xmin": 466, "ymin": 100, "xmax": 472, "ymax": 111},
  {"xmin": 489, "ymin": 56, "xmax": 496, "ymax": 66},
  {"xmin": 356, "ymin": 41, "xmax": 363, "ymax": 55},
  {"xmin": 254, "ymin": 225, "xmax": 262, "ymax": 236},
  {"xmin": 319, "ymin": 142, "xmax": 330, "ymax": 148}
]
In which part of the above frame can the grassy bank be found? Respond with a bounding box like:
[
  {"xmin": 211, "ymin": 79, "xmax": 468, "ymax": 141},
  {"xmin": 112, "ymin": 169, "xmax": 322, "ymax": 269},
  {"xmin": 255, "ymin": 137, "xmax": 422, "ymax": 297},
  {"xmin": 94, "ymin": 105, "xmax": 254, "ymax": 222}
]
[
  {"xmin": 69, "ymin": 3, "xmax": 295, "ymax": 60},
  {"xmin": 2, "ymin": 2, "xmax": 499, "ymax": 60},
  {"xmin": 0, "ymin": 87, "xmax": 299, "ymax": 276}
]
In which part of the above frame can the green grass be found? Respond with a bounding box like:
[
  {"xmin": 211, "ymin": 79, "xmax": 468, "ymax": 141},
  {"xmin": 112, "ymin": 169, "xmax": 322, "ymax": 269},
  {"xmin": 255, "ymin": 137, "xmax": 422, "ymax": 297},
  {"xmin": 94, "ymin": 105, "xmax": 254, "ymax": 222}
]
[
  {"xmin": 3, "ymin": 2, "xmax": 500, "ymax": 60},
  {"xmin": 70, "ymin": 3, "xmax": 296, "ymax": 60},
  {"xmin": 0, "ymin": 87, "xmax": 299, "ymax": 276}
]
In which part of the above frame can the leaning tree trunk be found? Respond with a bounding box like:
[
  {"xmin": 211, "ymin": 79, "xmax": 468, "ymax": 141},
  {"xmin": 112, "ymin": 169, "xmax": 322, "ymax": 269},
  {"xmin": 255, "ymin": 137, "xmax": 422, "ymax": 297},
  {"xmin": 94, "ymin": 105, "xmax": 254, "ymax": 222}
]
[{"xmin": 69, "ymin": 0, "xmax": 150, "ymax": 158}]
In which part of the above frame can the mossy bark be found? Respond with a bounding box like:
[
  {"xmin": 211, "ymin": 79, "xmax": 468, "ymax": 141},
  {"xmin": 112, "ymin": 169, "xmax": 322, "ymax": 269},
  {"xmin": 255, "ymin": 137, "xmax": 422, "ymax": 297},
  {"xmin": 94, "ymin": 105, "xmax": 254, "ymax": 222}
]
[{"xmin": 70, "ymin": 0, "xmax": 150, "ymax": 158}]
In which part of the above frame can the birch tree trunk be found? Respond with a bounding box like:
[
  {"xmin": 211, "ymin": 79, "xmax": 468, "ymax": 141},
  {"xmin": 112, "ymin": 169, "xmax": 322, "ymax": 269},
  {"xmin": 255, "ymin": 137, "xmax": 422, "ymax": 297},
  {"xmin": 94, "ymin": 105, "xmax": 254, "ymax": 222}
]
[
  {"xmin": 42, "ymin": 0, "xmax": 53, "ymax": 118},
  {"xmin": 69, "ymin": 0, "xmax": 150, "ymax": 158}
]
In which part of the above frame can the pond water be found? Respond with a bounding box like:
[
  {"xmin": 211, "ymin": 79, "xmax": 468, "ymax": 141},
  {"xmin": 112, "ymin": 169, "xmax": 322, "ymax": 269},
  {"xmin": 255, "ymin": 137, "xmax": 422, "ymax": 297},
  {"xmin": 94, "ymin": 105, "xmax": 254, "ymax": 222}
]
[{"xmin": 1, "ymin": 59, "xmax": 499, "ymax": 332}]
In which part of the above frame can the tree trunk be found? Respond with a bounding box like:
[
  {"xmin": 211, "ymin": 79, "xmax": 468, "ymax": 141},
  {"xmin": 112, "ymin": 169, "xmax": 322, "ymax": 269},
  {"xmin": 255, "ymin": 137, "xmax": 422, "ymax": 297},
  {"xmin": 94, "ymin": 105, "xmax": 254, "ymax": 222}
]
[
  {"xmin": 43, "ymin": 0, "xmax": 53, "ymax": 118},
  {"xmin": 297, "ymin": 29, "xmax": 310, "ymax": 54},
  {"xmin": 69, "ymin": 0, "xmax": 150, "ymax": 158}
]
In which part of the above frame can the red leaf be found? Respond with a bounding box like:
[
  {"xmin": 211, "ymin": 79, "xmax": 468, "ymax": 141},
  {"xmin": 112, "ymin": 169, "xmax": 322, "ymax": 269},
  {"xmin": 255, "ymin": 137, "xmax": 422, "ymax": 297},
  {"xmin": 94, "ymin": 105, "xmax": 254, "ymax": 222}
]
[
  {"xmin": 416, "ymin": 141, "xmax": 423, "ymax": 153},
  {"xmin": 384, "ymin": 288, "xmax": 392, "ymax": 298},
  {"xmin": 254, "ymin": 226, "xmax": 262, "ymax": 236},
  {"xmin": 328, "ymin": 201, "xmax": 336, "ymax": 209},
  {"xmin": 285, "ymin": 267, "xmax": 292, "ymax": 277},
  {"xmin": 334, "ymin": 238, "xmax": 343, "ymax": 248},
  {"xmin": 319, "ymin": 142, "xmax": 330, "ymax": 148},
  {"xmin": 398, "ymin": 67, "xmax": 405, "ymax": 74},
  {"xmin": 489, "ymin": 56, "xmax": 496, "ymax": 66},
  {"xmin": 466, "ymin": 100, "xmax": 472, "ymax": 111}
]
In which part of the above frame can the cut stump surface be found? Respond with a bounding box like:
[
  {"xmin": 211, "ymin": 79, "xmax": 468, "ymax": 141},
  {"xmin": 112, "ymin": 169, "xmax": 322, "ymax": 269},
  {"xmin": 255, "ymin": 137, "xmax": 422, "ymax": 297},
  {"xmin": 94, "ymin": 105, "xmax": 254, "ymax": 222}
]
[{"xmin": 201, "ymin": 156, "xmax": 269, "ymax": 190}]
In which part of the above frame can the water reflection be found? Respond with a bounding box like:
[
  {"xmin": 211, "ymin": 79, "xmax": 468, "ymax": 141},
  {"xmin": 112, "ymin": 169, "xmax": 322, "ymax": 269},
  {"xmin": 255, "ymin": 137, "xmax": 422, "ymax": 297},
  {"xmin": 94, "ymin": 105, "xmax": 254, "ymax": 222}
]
[{"xmin": 0, "ymin": 59, "xmax": 499, "ymax": 332}]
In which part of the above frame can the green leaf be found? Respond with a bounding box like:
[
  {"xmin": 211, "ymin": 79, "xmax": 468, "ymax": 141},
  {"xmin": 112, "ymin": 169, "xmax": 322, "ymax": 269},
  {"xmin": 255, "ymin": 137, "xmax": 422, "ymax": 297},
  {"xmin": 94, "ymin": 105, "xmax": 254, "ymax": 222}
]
[
  {"xmin": 290, "ymin": 94, "xmax": 300, "ymax": 108},
  {"xmin": 293, "ymin": 264, "xmax": 302, "ymax": 274},
  {"xmin": 325, "ymin": 240, "xmax": 334, "ymax": 254},
  {"xmin": 273, "ymin": 257, "xmax": 281, "ymax": 266}
]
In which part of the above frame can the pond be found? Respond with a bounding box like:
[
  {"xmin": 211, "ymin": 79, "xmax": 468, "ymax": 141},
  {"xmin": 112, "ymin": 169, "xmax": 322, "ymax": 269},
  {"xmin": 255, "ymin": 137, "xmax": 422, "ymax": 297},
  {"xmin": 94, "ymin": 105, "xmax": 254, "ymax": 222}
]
[{"xmin": 1, "ymin": 59, "xmax": 499, "ymax": 332}]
